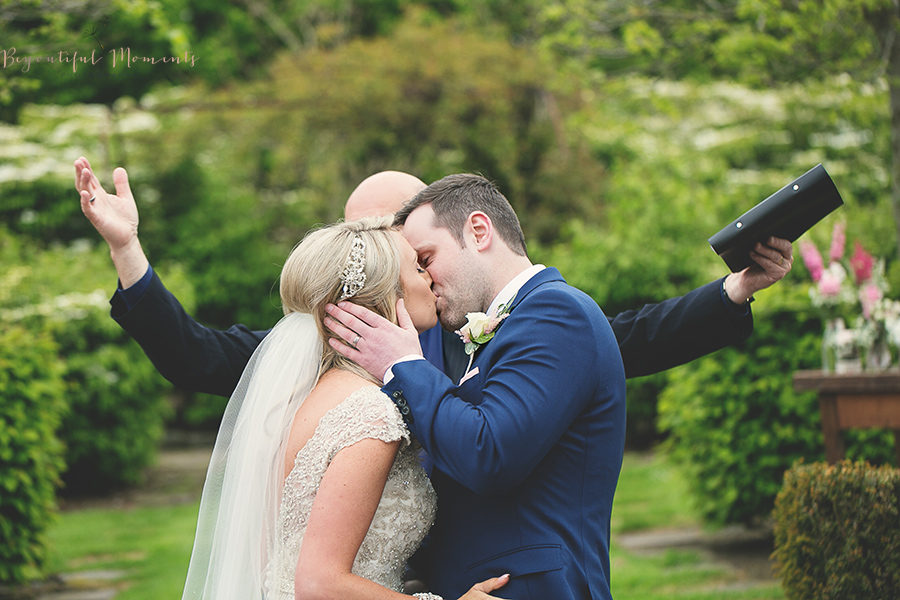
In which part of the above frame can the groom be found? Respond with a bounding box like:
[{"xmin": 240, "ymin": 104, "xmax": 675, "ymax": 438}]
[{"xmin": 327, "ymin": 173, "xmax": 626, "ymax": 600}]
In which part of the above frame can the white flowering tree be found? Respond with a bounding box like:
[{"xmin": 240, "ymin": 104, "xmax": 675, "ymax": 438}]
[{"xmin": 536, "ymin": 0, "xmax": 900, "ymax": 250}]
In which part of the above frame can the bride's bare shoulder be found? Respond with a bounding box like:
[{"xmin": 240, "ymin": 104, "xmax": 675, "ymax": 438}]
[
  {"xmin": 307, "ymin": 369, "xmax": 379, "ymax": 409},
  {"xmin": 285, "ymin": 370, "xmax": 379, "ymax": 455}
]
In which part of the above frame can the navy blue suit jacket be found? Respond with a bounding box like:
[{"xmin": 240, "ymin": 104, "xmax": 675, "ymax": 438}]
[{"xmin": 384, "ymin": 268, "xmax": 626, "ymax": 600}]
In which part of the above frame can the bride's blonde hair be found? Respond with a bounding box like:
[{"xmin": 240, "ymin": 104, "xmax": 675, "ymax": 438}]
[{"xmin": 279, "ymin": 216, "xmax": 402, "ymax": 383}]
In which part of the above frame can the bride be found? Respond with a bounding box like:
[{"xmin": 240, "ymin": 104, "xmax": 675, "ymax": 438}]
[{"xmin": 180, "ymin": 216, "xmax": 508, "ymax": 600}]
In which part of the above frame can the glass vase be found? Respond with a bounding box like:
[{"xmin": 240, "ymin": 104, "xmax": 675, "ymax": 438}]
[
  {"xmin": 821, "ymin": 318, "xmax": 839, "ymax": 373},
  {"xmin": 831, "ymin": 318, "xmax": 862, "ymax": 374},
  {"xmin": 865, "ymin": 338, "xmax": 892, "ymax": 371}
]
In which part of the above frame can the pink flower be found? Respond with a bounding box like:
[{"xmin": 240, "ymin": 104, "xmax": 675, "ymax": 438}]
[
  {"xmin": 850, "ymin": 241, "xmax": 874, "ymax": 284},
  {"xmin": 818, "ymin": 271, "xmax": 842, "ymax": 297},
  {"xmin": 828, "ymin": 222, "xmax": 846, "ymax": 264},
  {"xmin": 800, "ymin": 240, "xmax": 824, "ymax": 283},
  {"xmin": 860, "ymin": 283, "xmax": 883, "ymax": 319}
]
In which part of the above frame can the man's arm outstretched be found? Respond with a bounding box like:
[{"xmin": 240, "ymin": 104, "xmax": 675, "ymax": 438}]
[{"xmin": 75, "ymin": 157, "xmax": 266, "ymax": 397}]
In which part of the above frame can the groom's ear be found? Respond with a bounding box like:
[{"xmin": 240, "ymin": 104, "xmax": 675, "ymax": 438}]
[{"xmin": 467, "ymin": 211, "xmax": 493, "ymax": 252}]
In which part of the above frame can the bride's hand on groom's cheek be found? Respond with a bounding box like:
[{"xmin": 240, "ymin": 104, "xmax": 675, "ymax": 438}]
[
  {"xmin": 324, "ymin": 299, "xmax": 422, "ymax": 382},
  {"xmin": 458, "ymin": 573, "xmax": 511, "ymax": 599}
]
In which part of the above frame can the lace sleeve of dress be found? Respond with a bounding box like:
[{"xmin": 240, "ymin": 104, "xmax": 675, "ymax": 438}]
[
  {"xmin": 413, "ymin": 593, "xmax": 444, "ymax": 600},
  {"xmin": 322, "ymin": 386, "xmax": 411, "ymax": 455}
]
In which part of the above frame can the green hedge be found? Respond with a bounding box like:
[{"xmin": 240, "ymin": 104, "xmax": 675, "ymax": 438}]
[
  {"xmin": 773, "ymin": 460, "xmax": 900, "ymax": 599},
  {"xmin": 0, "ymin": 326, "xmax": 67, "ymax": 584},
  {"xmin": 1, "ymin": 235, "xmax": 179, "ymax": 495},
  {"xmin": 54, "ymin": 328, "xmax": 172, "ymax": 494},
  {"xmin": 658, "ymin": 284, "xmax": 897, "ymax": 526}
]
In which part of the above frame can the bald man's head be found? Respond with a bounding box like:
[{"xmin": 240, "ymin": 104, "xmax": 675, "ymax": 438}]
[{"xmin": 344, "ymin": 171, "xmax": 427, "ymax": 221}]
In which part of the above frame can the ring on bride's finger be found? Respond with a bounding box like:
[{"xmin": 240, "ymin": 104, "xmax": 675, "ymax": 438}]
[
  {"xmin": 351, "ymin": 334, "xmax": 361, "ymax": 349},
  {"xmin": 778, "ymin": 255, "xmax": 785, "ymax": 265},
  {"xmin": 89, "ymin": 196, "xmax": 96, "ymax": 204}
]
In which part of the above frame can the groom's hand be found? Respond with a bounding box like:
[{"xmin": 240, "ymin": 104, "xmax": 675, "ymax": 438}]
[{"xmin": 325, "ymin": 298, "xmax": 422, "ymax": 382}]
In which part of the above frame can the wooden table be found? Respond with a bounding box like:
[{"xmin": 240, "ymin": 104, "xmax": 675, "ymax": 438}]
[{"xmin": 793, "ymin": 370, "xmax": 900, "ymax": 465}]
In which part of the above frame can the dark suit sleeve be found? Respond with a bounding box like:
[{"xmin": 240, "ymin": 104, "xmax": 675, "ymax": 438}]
[
  {"xmin": 610, "ymin": 277, "xmax": 753, "ymax": 378},
  {"xmin": 111, "ymin": 270, "xmax": 267, "ymax": 397}
]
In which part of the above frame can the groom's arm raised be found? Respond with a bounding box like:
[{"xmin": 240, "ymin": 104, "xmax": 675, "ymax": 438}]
[{"xmin": 75, "ymin": 157, "xmax": 266, "ymax": 397}]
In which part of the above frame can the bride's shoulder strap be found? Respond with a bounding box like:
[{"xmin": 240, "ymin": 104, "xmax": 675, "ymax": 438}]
[{"xmin": 324, "ymin": 386, "xmax": 410, "ymax": 452}]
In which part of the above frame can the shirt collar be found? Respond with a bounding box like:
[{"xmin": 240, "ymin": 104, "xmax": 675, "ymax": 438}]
[{"xmin": 487, "ymin": 264, "xmax": 545, "ymax": 315}]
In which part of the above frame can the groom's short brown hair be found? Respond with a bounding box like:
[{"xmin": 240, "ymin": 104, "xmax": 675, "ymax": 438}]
[{"xmin": 394, "ymin": 173, "xmax": 527, "ymax": 256}]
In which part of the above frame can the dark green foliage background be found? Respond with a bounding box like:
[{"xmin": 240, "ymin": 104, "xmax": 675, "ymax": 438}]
[{"xmin": 0, "ymin": 235, "xmax": 179, "ymax": 498}]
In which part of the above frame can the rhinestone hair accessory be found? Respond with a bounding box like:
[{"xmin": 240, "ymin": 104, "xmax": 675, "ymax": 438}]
[{"xmin": 339, "ymin": 235, "xmax": 367, "ymax": 300}]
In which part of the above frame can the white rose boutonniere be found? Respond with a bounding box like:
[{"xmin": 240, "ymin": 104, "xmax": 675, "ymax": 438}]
[{"xmin": 455, "ymin": 296, "xmax": 514, "ymax": 375}]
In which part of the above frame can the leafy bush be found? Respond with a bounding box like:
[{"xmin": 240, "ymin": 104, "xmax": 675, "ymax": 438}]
[
  {"xmin": 658, "ymin": 283, "xmax": 897, "ymax": 526},
  {"xmin": 622, "ymin": 373, "xmax": 668, "ymax": 449},
  {"xmin": 0, "ymin": 326, "xmax": 66, "ymax": 584},
  {"xmin": 0, "ymin": 179, "xmax": 90, "ymax": 243},
  {"xmin": 0, "ymin": 234, "xmax": 181, "ymax": 494},
  {"xmin": 773, "ymin": 460, "xmax": 900, "ymax": 599},
  {"xmin": 136, "ymin": 157, "xmax": 289, "ymax": 329},
  {"xmin": 53, "ymin": 325, "xmax": 173, "ymax": 494}
]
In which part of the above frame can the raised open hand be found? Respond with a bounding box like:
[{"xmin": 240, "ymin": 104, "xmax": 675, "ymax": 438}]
[
  {"xmin": 74, "ymin": 156, "xmax": 148, "ymax": 287},
  {"xmin": 75, "ymin": 156, "xmax": 139, "ymax": 253}
]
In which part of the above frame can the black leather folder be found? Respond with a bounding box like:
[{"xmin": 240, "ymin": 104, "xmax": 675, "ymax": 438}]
[{"xmin": 708, "ymin": 164, "xmax": 844, "ymax": 272}]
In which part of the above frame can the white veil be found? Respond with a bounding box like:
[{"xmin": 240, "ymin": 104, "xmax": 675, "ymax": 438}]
[{"xmin": 181, "ymin": 311, "xmax": 323, "ymax": 599}]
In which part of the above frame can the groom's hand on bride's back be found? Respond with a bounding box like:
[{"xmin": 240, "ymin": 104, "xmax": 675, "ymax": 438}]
[{"xmin": 325, "ymin": 298, "xmax": 422, "ymax": 383}]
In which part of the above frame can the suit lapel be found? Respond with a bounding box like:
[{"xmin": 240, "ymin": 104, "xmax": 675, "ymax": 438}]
[
  {"xmin": 509, "ymin": 267, "xmax": 565, "ymax": 309},
  {"xmin": 464, "ymin": 267, "xmax": 565, "ymax": 374}
]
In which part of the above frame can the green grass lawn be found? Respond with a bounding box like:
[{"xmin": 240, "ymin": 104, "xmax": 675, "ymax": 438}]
[
  {"xmin": 45, "ymin": 451, "xmax": 784, "ymax": 599},
  {"xmin": 46, "ymin": 502, "xmax": 198, "ymax": 599},
  {"xmin": 610, "ymin": 453, "xmax": 783, "ymax": 600},
  {"xmin": 612, "ymin": 451, "xmax": 702, "ymax": 534}
]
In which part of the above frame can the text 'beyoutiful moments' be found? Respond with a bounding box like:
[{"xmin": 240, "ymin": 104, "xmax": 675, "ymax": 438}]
[{"xmin": 1, "ymin": 48, "xmax": 199, "ymax": 73}]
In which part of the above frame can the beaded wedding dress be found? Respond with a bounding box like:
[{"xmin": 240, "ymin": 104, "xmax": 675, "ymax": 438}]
[
  {"xmin": 265, "ymin": 385, "xmax": 438, "ymax": 599},
  {"xmin": 180, "ymin": 313, "xmax": 438, "ymax": 600}
]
